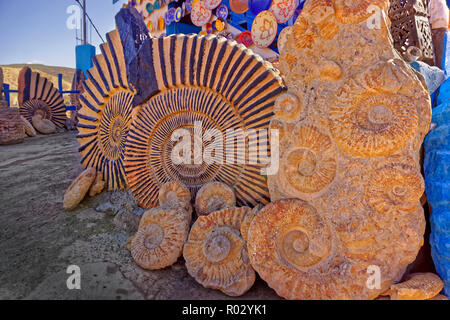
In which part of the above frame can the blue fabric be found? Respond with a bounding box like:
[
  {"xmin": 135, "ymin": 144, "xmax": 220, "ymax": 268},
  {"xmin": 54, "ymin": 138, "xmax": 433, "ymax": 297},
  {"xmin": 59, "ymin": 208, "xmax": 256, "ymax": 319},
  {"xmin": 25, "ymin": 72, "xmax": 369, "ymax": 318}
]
[{"xmin": 425, "ymin": 100, "xmax": 450, "ymax": 297}]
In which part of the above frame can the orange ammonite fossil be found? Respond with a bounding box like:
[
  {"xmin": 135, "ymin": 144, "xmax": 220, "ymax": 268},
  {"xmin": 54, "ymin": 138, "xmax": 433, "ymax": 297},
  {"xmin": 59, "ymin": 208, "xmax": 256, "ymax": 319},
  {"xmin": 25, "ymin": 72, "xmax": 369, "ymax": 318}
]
[
  {"xmin": 247, "ymin": 199, "xmax": 374, "ymax": 300},
  {"xmin": 183, "ymin": 207, "xmax": 255, "ymax": 296},
  {"xmin": 366, "ymin": 163, "xmax": 425, "ymax": 218},
  {"xmin": 158, "ymin": 180, "xmax": 193, "ymax": 220},
  {"xmin": 277, "ymin": 125, "xmax": 337, "ymax": 199},
  {"xmin": 329, "ymin": 91, "xmax": 420, "ymax": 158},
  {"xmin": 333, "ymin": 0, "xmax": 388, "ymax": 25},
  {"xmin": 131, "ymin": 207, "xmax": 189, "ymax": 270},
  {"xmin": 388, "ymin": 273, "xmax": 444, "ymax": 300},
  {"xmin": 63, "ymin": 168, "xmax": 97, "ymax": 211},
  {"xmin": 194, "ymin": 182, "xmax": 236, "ymax": 216}
]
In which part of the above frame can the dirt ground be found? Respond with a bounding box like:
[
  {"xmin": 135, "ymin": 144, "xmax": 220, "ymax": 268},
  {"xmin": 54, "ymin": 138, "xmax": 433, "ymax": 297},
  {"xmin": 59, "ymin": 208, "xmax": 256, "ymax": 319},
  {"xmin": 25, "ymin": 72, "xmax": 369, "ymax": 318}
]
[{"xmin": 0, "ymin": 132, "xmax": 280, "ymax": 300}]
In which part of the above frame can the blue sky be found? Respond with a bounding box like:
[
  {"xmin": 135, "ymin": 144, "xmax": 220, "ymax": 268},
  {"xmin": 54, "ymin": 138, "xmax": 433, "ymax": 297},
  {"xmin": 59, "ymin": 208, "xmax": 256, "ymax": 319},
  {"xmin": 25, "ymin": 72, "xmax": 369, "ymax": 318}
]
[{"xmin": 0, "ymin": 0, "xmax": 128, "ymax": 68}]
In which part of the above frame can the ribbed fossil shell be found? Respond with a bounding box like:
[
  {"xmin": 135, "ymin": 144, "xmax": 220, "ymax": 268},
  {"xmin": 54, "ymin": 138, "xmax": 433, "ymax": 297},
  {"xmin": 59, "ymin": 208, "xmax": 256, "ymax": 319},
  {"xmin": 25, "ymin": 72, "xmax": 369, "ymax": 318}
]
[
  {"xmin": 366, "ymin": 163, "xmax": 425, "ymax": 218},
  {"xmin": 159, "ymin": 180, "xmax": 192, "ymax": 207},
  {"xmin": 333, "ymin": 0, "xmax": 388, "ymax": 25},
  {"xmin": 21, "ymin": 116, "xmax": 36, "ymax": 137},
  {"xmin": 63, "ymin": 168, "xmax": 97, "ymax": 211},
  {"xmin": 77, "ymin": 29, "xmax": 135, "ymax": 190},
  {"xmin": 132, "ymin": 207, "xmax": 189, "ymax": 270},
  {"xmin": 388, "ymin": 273, "xmax": 444, "ymax": 300},
  {"xmin": 195, "ymin": 182, "xmax": 236, "ymax": 216},
  {"xmin": 124, "ymin": 34, "xmax": 286, "ymax": 208},
  {"xmin": 18, "ymin": 68, "xmax": 66, "ymax": 128},
  {"xmin": 273, "ymin": 92, "xmax": 304, "ymax": 122},
  {"xmin": 32, "ymin": 114, "xmax": 56, "ymax": 134},
  {"xmin": 248, "ymin": 199, "xmax": 367, "ymax": 300},
  {"xmin": 277, "ymin": 125, "xmax": 337, "ymax": 199},
  {"xmin": 329, "ymin": 92, "xmax": 419, "ymax": 158},
  {"xmin": 183, "ymin": 207, "xmax": 255, "ymax": 296},
  {"xmin": 159, "ymin": 180, "xmax": 193, "ymax": 221},
  {"xmin": 89, "ymin": 171, "xmax": 106, "ymax": 197}
]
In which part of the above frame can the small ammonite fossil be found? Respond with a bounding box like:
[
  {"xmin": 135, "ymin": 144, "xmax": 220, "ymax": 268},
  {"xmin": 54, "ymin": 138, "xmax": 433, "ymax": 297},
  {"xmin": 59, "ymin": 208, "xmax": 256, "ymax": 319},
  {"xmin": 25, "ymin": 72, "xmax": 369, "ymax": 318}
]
[
  {"xmin": 159, "ymin": 180, "xmax": 193, "ymax": 221},
  {"xmin": 277, "ymin": 125, "xmax": 337, "ymax": 199},
  {"xmin": 132, "ymin": 207, "xmax": 189, "ymax": 270},
  {"xmin": 388, "ymin": 273, "xmax": 444, "ymax": 300},
  {"xmin": 183, "ymin": 207, "xmax": 255, "ymax": 296},
  {"xmin": 195, "ymin": 182, "xmax": 236, "ymax": 216}
]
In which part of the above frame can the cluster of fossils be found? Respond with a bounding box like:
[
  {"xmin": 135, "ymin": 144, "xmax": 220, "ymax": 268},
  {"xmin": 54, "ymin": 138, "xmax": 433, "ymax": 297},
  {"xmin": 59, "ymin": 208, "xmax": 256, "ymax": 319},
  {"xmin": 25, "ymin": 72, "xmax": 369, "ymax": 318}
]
[
  {"xmin": 62, "ymin": 1, "xmax": 449, "ymax": 299},
  {"xmin": 0, "ymin": 66, "xmax": 69, "ymax": 145}
]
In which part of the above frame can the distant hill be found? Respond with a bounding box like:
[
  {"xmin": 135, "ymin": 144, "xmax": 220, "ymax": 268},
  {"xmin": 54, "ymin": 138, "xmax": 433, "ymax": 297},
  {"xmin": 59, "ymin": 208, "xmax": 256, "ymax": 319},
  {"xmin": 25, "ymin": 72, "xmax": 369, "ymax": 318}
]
[{"xmin": 1, "ymin": 64, "xmax": 75, "ymax": 106}]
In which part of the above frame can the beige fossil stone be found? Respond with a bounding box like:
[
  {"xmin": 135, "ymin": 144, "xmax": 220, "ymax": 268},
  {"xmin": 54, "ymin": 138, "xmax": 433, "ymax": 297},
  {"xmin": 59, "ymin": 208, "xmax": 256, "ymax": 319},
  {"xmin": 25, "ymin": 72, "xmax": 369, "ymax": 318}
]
[
  {"xmin": 21, "ymin": 116, "xmax": 37, "ymax": 137},
  {"xmin": 63, "ymin": 168, "xmax": 97, "ymax": 211},
  {"xmin": 131, "ymin": 207, "xmax": 189, "ymax": 270},
  {"xmin": 89, "ymin": 172, "xmax": 106, "ymax": 197},
  {"xmin": 32, "ymin": 114, "xmax": 56, "ymax": 134},
  {"xmin": 428, "ymin": 294, "xmax": 448, "ymax": 300},
  {"xmin": 183, "ymin": 207, "xmax": 255, "ymax": 296},
  {"xmin": 388, "ymin": 273, "xmax": 444, "ymax": 300},
  {"xmin": 195, "ymin": 182, "xmax": 236, "ymax": 216},
  {"xmin": 158, "ymin": 180, "xmax": 192, "ymax": 221},
  {"xmin": 252, "ymin": 0, "xmax": 431, "ymax": 300}
]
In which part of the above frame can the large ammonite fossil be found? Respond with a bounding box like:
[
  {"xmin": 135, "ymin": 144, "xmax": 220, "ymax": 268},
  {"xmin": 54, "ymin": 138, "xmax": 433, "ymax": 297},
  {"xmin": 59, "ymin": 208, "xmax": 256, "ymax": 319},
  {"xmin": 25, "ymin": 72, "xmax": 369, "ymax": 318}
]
[
  {"xmin": 329, "ymin": 89, "xmax": 420, "ymax": 158},
  {"xmin": 77, "ymin": 29, "xmax": 135, "ymax": 190},
  {"xmin": 248, "ymin": 199, "xmax": 376, "ymax": 300},
  {"xmin": 183, "ymin": 207, "xmax": 256, "ymax": 296},
  {"xmin": 132, "ymin": 206, "xmax": 190, "ymax": 270},
  {"xmin": 124, "ymin": 34, "xmax": 286, "ymax": 208},
  {"xmin": 18, "ymin": 67, "xmax": 66, "ymax": 128}
]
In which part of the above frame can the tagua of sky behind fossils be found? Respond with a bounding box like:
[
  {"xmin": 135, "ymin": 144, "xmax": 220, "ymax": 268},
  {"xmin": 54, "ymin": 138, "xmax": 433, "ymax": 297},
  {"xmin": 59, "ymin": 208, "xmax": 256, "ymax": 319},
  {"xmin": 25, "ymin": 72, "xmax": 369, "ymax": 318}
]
[{"xmin": 1, "ymin": 0, "xmax": 450, "ymax": 301}]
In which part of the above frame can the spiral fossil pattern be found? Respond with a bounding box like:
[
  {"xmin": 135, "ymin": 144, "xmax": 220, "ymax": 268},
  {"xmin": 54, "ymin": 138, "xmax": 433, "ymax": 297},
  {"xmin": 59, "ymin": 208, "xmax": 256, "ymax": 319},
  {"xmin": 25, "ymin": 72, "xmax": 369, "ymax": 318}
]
[
  {"xmin": 124, "ymin": 34, "xmax": 286, "ymax": 208},
  {"xmin": 329, "ymin": 92, "xmax": 420, "ymax": 158},
  {"xmin": 132, "ymin": 207, "xmax": 189, "ymax": 270},
  {"xmin": 183, "ymin": 207, "xmax": 255, "ymax": 296},
  {"xmin": 366, "ymin": 163, "xmax": 425, "ymax": 217},
  {"xmin": 278, "ymin": 125, "xmax": 337, "ymax": 197},
  {"xmin": 77, "ymin": 29, "xmax": 135, "ymax": 190},
  {"xmin": 18, "ymin": 69, "xmax": 66, "ymax": 128}
]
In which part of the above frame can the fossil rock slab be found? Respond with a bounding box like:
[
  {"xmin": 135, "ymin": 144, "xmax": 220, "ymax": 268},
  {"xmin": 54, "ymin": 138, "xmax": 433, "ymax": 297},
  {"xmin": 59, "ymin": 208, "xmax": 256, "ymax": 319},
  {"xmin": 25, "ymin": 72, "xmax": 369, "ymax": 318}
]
[
  {"xmin": 0, "ymin": 108, "xmax": 25, "ymax": 145},
  {"xmin": 249, "ymin": 0, "xmax": 432, "ymax": 300}
]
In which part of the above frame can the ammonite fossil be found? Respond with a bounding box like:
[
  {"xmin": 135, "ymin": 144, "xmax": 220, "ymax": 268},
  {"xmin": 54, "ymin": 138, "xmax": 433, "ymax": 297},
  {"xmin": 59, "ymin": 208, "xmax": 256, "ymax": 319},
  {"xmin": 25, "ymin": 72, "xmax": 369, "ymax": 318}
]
[
  {"xmin": 277, "ymin": 125, "xmax": 337, "ymax": 199},
  {"xmin": 366, "ymin": 163, "xmax": 424, "ymax": 219},
  {"xmin": 18, "ymin": 67, "xmax": 66, "ymax": 128},
  {"xmin": 159, "ymin": 180, "xmax": 193, "ymax": 221},
  {"xmin": 388, "ymin": 273, "xmax": 444, "ymax": 300},
  {"xmin": 329, "ymin": 91, "xmax": 420, "ymax": 158},
  {"xmin": 183, "ymin": 207, "xmax": 255, "ymax": 296},
  {"xmin": 77, "ymin": 29, "xmax": 136, "ymax": 190},
  {"xmin": 195, "ymin": 182, "xmax": 236, "ymax": 216},
  {"xmin": 63, "ymin": 168, "xmax": 97, "ymax": 211},
  {"xmin": 132, "ymin": 207, "xmax": 189, "ymax": 270},
  {"xmin": 333, "ymin": 0, "xmax": 388, "ymax": 25},
  {"xmin": 124, "ymin": 34, "xmax": 286, "ymax": 208}
]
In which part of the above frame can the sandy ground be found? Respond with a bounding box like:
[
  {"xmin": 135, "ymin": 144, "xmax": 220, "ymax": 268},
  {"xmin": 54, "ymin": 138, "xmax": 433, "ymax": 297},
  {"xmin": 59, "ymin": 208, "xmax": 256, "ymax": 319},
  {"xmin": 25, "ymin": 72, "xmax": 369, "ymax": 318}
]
[{"xmin": 0, "ymin": 132, "xmax": 280, "ymax": 300}]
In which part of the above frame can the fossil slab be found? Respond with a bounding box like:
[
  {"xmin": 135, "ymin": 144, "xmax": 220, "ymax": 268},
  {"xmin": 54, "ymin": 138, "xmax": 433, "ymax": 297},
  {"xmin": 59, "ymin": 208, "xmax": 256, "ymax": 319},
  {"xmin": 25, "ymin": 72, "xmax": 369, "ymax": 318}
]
[{"xmin": 249, "ymin": 0, "xmax": 432, "ymax": 300}]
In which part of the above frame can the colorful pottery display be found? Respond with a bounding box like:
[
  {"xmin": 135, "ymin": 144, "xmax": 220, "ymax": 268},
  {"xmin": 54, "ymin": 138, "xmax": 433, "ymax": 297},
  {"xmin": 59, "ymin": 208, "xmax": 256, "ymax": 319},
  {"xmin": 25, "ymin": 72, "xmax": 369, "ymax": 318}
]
[
  {"xmin": 229, "ymin": 0, "xmax": 249, "ymax": 14},
  {"xmin": 251, "ymin": 10, "xmax": 277, "ymax": 48},
  {"xmin": 270, "ymin": 0, "xmax": 296, "ymax": 23},
  {"xmin": 216, "ymin": 4, "xmax": 229, "ymax": 19},
  {"xmin": 248, "ymin": 0, "xmax": 272, "ymax": 16},
  {"xmin": 238, "ymin": 30, "xmax": 253, "ymax": 47},
  {"xmin": 190, "ymin": 1, "xmax": 212, "ymax": 27},
  {"xmin": 204, "ymin": 0, "xmax": 222, "ymax": 10}
]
